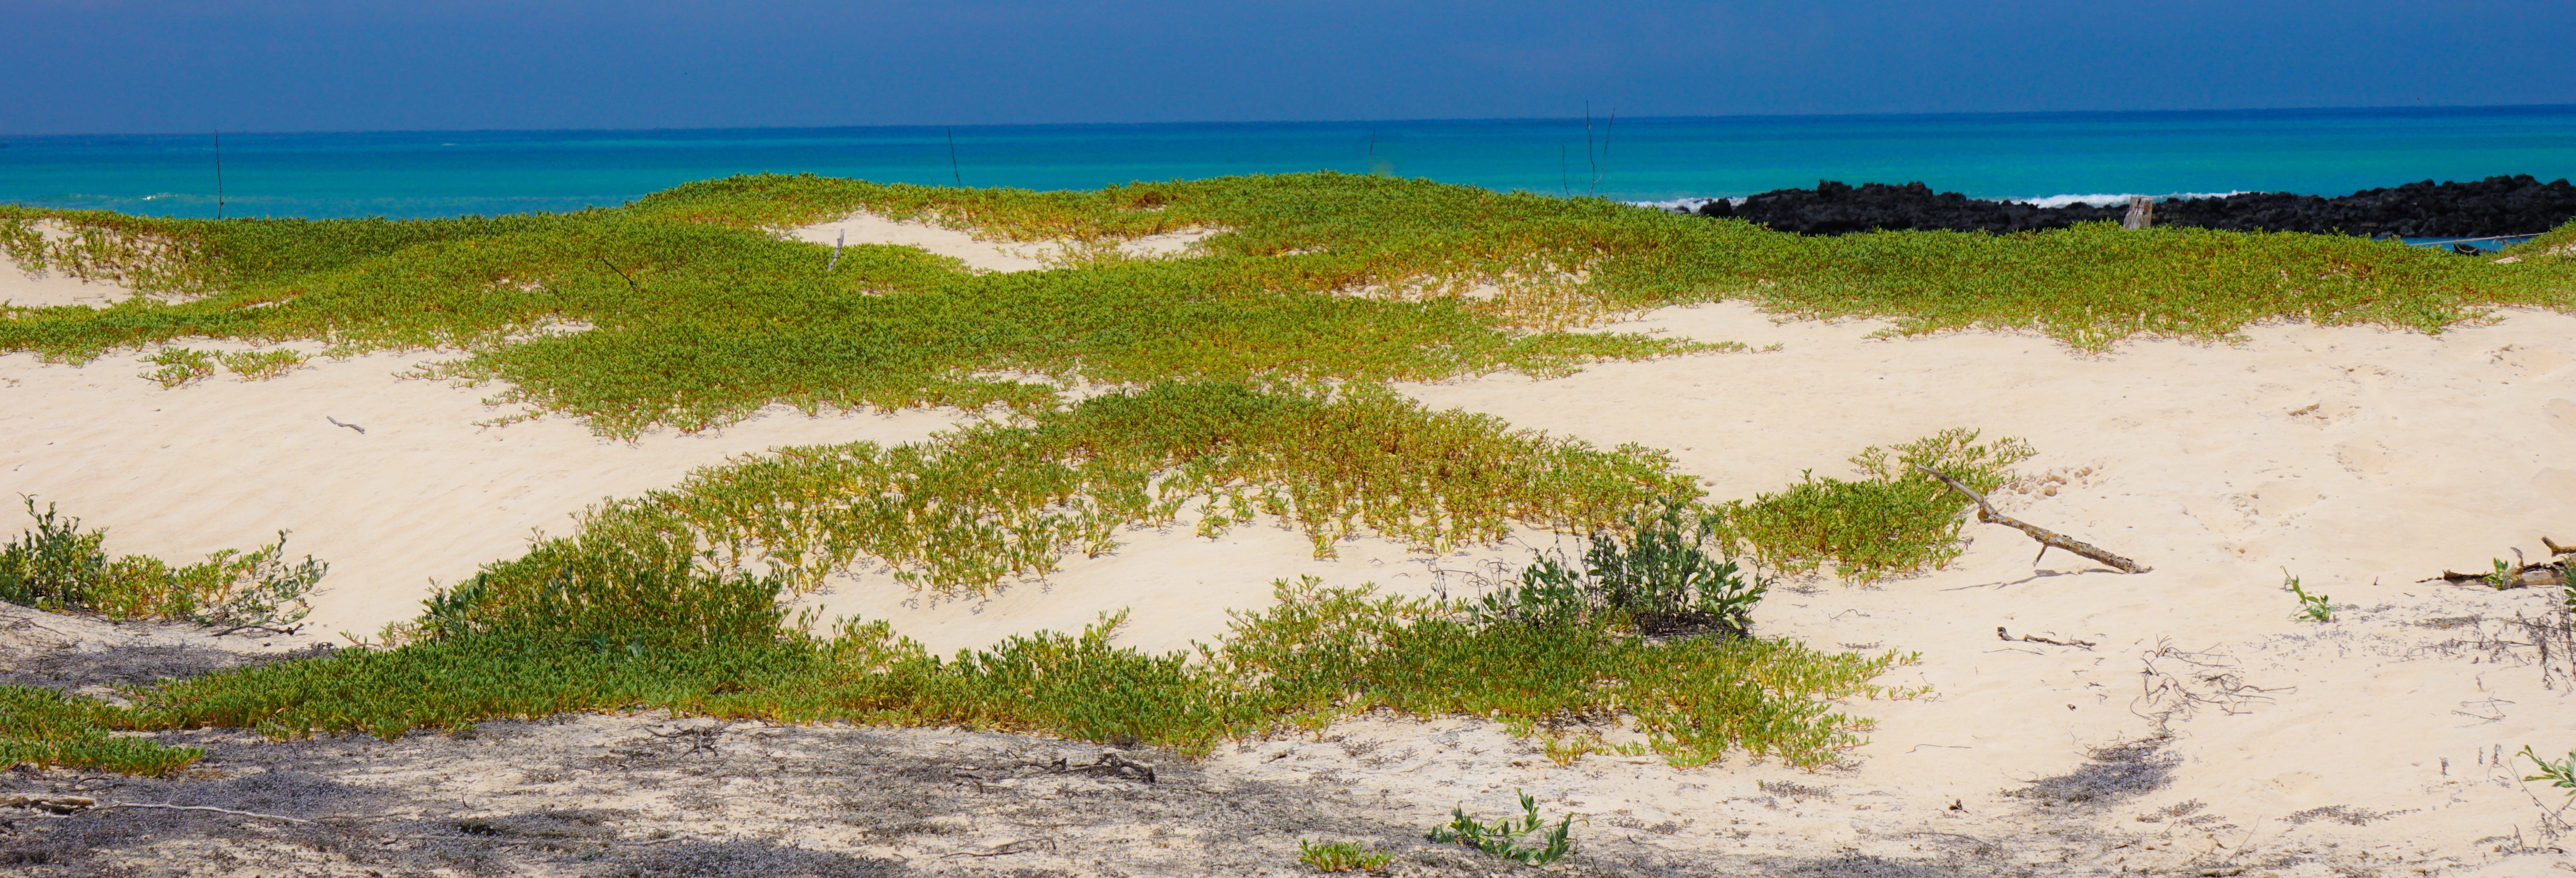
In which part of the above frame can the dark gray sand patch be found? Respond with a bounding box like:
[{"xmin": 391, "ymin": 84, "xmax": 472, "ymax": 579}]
[
  {"xmin": 3, "ymin": 717, "xmax": 1610, "ymax": 877},
  {"xmin": 2005, "ymin": 736, "xmax": 2177, "ymax": 808}
]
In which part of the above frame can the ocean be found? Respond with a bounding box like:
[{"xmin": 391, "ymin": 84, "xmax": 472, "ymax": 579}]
[{"xmin": 4, "ymin": 105, "xmax": 2573, "ymax": 220}]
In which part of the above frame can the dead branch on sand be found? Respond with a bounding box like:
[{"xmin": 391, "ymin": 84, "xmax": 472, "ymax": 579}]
[
  {"xmin": 1998, "ymin": 626, "xmax": 2096, "ymax": 649},
  {"xmin": 1915, "ymin": 466, "xmax": 2150, "ymax": 574},
  {"xmin": 2418, "ymin": 537, "xmax": 2574, "ymax": 587},
  {"xmin": 0, "ymin": 796, "xmax": 315, "ymax": 824}
]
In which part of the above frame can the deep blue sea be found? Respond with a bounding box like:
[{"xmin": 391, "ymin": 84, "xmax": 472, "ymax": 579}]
[{"xmin": 4, "ymin": 106, "xmax": 2572, "ymax": 220}]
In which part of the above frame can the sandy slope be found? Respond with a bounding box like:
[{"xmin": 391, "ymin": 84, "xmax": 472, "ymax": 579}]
[
  {"xmin": 4, "ymin": 289, "xmax": 2574, "ymax": 873},
  {"xmin": 0, "ymin": 343, "xmax": 972, "ymax": 641},
  {"xmin": 2, "ymin": 222, "xmax": 147, "ymax": 309},
  {"xmin": 781, "ymin": 211, "xmax": 1215, "ymax": 272},
  {"xmin": 0, "ymin": 267, "xmax": 130, "ymax": 309}
]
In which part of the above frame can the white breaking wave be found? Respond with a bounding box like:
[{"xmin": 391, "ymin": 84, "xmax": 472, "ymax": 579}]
[
  {"xmin": 2006, "ymin": 191, "xmax": 2247, "ymax": 208},
  {"xmin": 1633, "ymin": 191, "xmax": 2251, "ymax": 211},
  {"xmin": 1632, "ymin": 197, "xmax": 1745, "ymax": 211}
]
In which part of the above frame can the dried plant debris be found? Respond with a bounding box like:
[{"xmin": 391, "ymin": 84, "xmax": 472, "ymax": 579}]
[
  {"xmin": 2135, "ymin": 640, "xmax": 2290, "ymax": 724},
  {"xmin": 2282, "ymin": 805, "xmax": 2404, "ymax": 826},
  {"xmin": 1757, "ymin": 780, "xmax": 1834, "ymax": 802},
  {"xmin": 2420, "ymin": 537, "xmax": 2575, "ymax": 589},
  {"xmin": 2007, "ymin": 737, "xmax": 2178, "ymax": 808}
]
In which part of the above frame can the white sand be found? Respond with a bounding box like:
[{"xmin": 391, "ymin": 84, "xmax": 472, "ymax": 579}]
[
  {"xmin": 0, "ymin": 267, "xmax": 132, "ymax": 309},
  {"xmin": 781, "ymin": 211, "xmax": 1215, "ymax": 272},
  {"xmin": 4, "ymin": 301, "xmax": 2573, "ymax": 872},
  {"xmin": 0, "ymin": 343, "xmax": 970, "ymax": 641}
]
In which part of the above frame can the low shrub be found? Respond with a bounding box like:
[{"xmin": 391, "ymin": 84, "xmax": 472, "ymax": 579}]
[
  {"xmin": 0, "ymin": 498, "xmax": 322, "ymax": 632},
  {"xmin": 1473, "ymin": 500, "xmax": 1765, "ymax": 637}
]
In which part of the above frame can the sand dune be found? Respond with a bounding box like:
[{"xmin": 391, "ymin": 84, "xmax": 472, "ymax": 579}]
[
  {"xmin": 0, "ymin": 343, "xmax": 971, "ymax": 641},
  {"xmin": 1, "ymin": 222, "xmax": 146, "ymax": 309},
  {"xmin": 4, "ymin": 302, "xmax": 2573, "ymax": 873},
  {"xmin": 781, "ymin": 211, "xmax": 1215, "ymax": 272}
]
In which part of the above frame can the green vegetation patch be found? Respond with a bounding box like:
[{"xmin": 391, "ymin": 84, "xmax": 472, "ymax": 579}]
[
  {"xmin": 430, "ymin": 382, "xmax": 1697, "ymax": 600},
  {"xmin": 14, "ymin": 173, "xmax": 2570, "ymax": 437},
  {"xmin": 0, "ymin": 685, "xmax": 203, "ymax": 776},
  {"xmin": 2, "ymin": 422, "xmax": 2007, "ymax": 776},
  {"xmin": 1710, "ymin": 428, "xmax": 2033, "ymax": 583},
  {"xmin": 106, "ymin": 571, "xmax": 1898, "ymax": 771}
]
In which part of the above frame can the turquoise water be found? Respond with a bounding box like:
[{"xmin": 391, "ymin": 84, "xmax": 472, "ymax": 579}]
[{"xmin": 3, "ymin": 106, "xmax": 2572, "ymax": 219}]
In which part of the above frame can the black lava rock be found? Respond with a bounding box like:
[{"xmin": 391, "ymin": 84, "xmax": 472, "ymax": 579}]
[{"xmin": 1696, "ymin": 175, "xmax": 2576, "ymax": 239}]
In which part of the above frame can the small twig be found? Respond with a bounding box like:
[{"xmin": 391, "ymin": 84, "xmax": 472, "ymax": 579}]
[
  {"xmin": 1999, "ymin": 626, "xmax": 2096, "ymax": 649},
  {"xmin": 1041, "ymin": 752, "xmax": 1156, "ymax": 783},
  {"xmin": 942, "ymin": 839, "xmax": 1052, "ymax": 859},
  {"xmin": 595, "ymin": 258, "xmax": 640, "ymax": 291},
  {"xmin": 325, "ymin": 416, "xmax": 365, "ymax": 434},
  {"xmin": 210, "ymin": 622, "xmax": 304, "ymax": 637},
  {"xmin": 825, "ymin": 229, "xmax": 844, "ymax": 272},
  {"xmin": 97, "ymin": 802, "xmax": 313, "ymax": 823},
  {"xmin": 1916, "ymin": 466, "xmax": 2150, "ymax": 573}
]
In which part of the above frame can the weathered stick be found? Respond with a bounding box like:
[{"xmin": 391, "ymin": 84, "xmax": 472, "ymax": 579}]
[
  {"xmin": 1998, "ymin": 626, "xmax": 2096, "ymax": 649},
  {"xmin": 2417, "ymin": 537, "xmax": 2575, "ymax": 586},
  {"xmin": 109, "ymin": 802, "xmax": 313, "ymax": 823},
  {"xmin": 595, "ymin": 257, "xmax": 640, "ymax": 291},
  {"xmin": 1915, "ymin": 466, "xmax": 2151, "ymax": 574}
]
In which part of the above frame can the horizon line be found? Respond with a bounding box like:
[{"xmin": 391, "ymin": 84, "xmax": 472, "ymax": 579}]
[{"xmin": 9, "ymin": 102, "xmax": 2575, "ymax": 141}]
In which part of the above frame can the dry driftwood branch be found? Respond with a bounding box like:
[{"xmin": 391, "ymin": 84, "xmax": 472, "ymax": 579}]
[
  {"xmin": 1998, "ymin": 626, "xmax": 2096, "ymax": 649},
  {"xmin": 2, "ymin": 796, "xmax": 322, "ymax": 823},
  {"xmin": 1043, "ymin": 752, "xmax": 1156, "ymax": 784},
  {"xmin": 97, "ymin": 802, "xmax": 315, "ymax": 823},
  {"xmin": 210, "ymin": 622, "xmax": 305, "ymax": 638},
  {"xmin": 1914, "ymin": 466, "xmax": 2150, "ymax": 574},
  {"xmin": 2418, "ymin": 537, "xmax": 2575, "ymax": 586}
]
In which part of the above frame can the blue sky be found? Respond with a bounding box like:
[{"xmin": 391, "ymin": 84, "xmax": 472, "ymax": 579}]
[{"xmin": 8, "ymin": 0, "xmax": 2573, "ymax": 134}]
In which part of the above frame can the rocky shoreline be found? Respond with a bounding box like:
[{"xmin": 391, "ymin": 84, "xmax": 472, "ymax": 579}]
[{"xmin": 1689, "ymin": 174, "xmax": 2576, "ymax": 239}]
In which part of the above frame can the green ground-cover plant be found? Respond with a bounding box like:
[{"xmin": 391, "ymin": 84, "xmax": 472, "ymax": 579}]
[
  {"xmin": 142, "ymin": 347, "xmax": 215, "ymax": 387},
  {"xmin": 0, "ymin": 685, "xmax": 204, "ymax": 775},
  {"xmin": 1424, "ymin": 790, "xmax": 1580, "ymax": 866},
  {"xmin": 2, "ymin": 417, "xmax": 1982, "ymax": 775},
  {"xmin": 1297, "ymin": 840, "xmax": 1393, "ymax": 873},
  {"xmin": 217, "ymin": 347, "xmax": 307, "ymax": 380},
  {"xmin": 0, "ymin": 498, "xmax": 322, "ymax": 631},
  {"xmin": 52, "ymin": 566, "xmax": 1899, "ymax": 773},
  {"xmin": 10, "ymin": 174, "xmax": 2575, "ymax": 437},
  {"xmin": 417, "ymin": 382, "xmax": 1698, "ymax": 602},
  {"xmin": 1708, "ymin": 428, "xmax": 2033, "ymax": 583}
]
